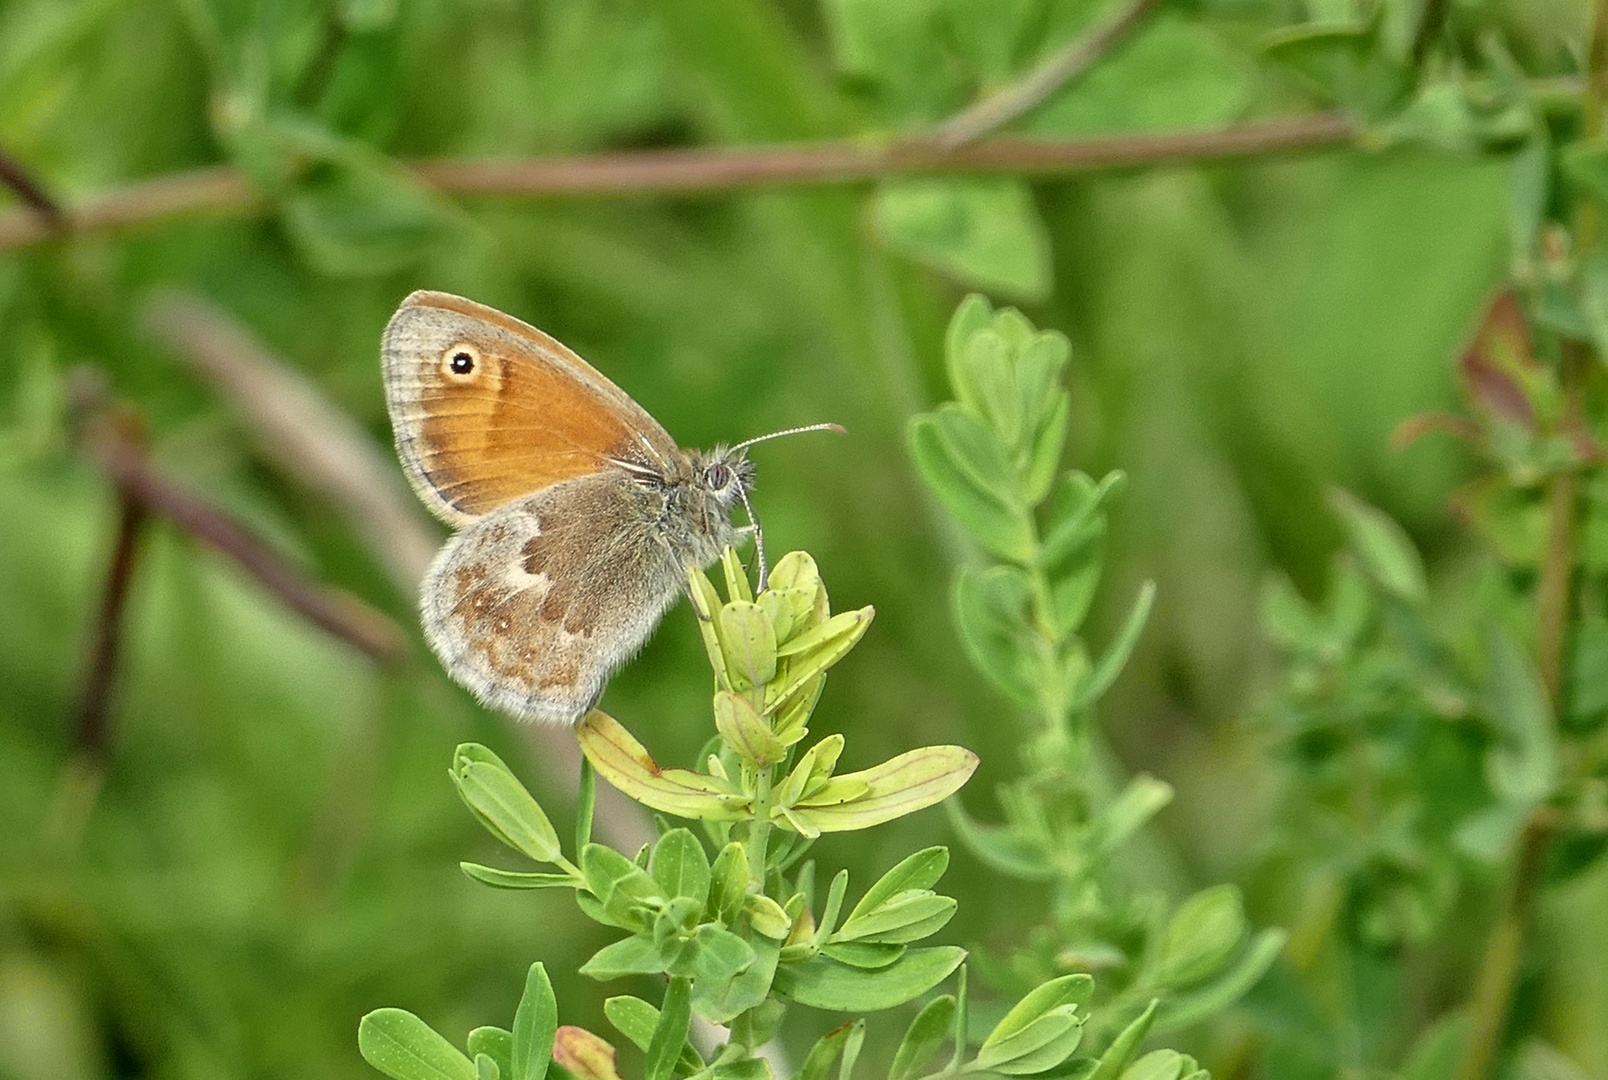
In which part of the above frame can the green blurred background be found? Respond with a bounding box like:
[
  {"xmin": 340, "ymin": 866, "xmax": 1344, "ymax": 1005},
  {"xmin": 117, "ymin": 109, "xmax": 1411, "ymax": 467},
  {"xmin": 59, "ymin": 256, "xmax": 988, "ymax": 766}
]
[{"xmin": 0, "ymin": 0, "xmax": 1595, "ymax": 1077}]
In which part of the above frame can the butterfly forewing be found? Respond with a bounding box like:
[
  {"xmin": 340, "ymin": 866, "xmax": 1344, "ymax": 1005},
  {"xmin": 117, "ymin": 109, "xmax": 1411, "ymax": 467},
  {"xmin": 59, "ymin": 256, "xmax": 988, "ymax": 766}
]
[{"xmin": 383, "ymin": 290, "xmax": 679, "ymax": 524}]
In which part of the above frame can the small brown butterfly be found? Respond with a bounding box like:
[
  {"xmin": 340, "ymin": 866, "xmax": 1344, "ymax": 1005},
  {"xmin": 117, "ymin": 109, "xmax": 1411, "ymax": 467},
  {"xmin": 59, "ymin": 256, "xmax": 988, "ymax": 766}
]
[{"xmin": 382, "ymin": 291, "xmax": 837, "ymax": 724}]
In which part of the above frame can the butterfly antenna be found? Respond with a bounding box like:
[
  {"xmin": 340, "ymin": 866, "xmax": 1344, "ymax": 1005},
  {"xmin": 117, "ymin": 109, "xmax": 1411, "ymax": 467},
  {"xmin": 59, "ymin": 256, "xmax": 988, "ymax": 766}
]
[
  {"xmin": 728, "ymin": 422, "xmax": 845, "ymax": 455},
  {"xmin": 735, "ymin": 482, "xmax": 768, "ymax": 591}
]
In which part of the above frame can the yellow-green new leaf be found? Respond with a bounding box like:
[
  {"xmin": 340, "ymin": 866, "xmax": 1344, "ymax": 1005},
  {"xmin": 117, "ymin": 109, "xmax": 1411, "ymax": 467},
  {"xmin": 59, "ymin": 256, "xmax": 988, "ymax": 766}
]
[
  {"xmin": 719, "ymin": 602, "xmax": 777, "ymax": 688},
  {"xmin": 768, "ymin": 609, "xmax": 875, "ymax": 712},
  {"xmin": 577, "ymin": 713, "xmax": 750, "ymax": 821},
  {"xmin": 715, "ymin": 691, "xmax": 785, "ymax": 766},
  {"xmin": 687, "ymin": 569, "xmax": 732, "ymax": 690},
  {"xmin": 747, "ymin": 893, "xmax": 794, "ymax": 939},
  {"xmin": 788, "ymin": 746, "xmax": 979, "ymax": 832}
]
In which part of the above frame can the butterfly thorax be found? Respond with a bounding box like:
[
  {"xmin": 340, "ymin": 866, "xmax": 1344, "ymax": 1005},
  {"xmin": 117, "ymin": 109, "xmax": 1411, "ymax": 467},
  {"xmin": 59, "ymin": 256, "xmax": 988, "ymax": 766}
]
[{"xmin": 643, "ymin": 448, "xmax": 754, "ymax": 567}]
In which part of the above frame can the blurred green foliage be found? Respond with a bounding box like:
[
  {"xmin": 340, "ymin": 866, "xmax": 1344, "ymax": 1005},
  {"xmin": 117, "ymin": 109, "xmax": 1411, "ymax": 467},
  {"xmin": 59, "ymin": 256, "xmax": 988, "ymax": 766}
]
[{"xmin": 2, "ymin": 0, "xmax": 1606, "ymax": 1078}]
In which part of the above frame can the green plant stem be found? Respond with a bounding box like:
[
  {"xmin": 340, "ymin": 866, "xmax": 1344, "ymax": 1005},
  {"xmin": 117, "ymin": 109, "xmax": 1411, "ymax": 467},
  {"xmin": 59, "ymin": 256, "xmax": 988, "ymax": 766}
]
[
  {"xmin": 748, "ymin": 766, "xmax": 775, "ymax": 889},
  {"xmin": 1455, "ymin": 17, "xmax": 1608, "ymax": 1070},
  {"xmin": 0, "ymin": 116, "xmax": 1355, "ymax": 252}
]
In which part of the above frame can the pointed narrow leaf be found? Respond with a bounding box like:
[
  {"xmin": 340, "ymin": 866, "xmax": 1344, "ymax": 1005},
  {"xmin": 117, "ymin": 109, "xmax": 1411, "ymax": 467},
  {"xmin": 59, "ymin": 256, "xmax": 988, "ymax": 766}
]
[
  {"xmin": 577, "ymin": 713, "xmax": 751, "ymax": 821},
  {"xmin": 1154, "ymin": 929, "xmax": 1287, "ymax": 1032},
  {"xmin": 787, "ymin": 746, "xmax": 979, "ymax": 832},
  {"xmin": 1069, "ymin": 582, "xmax": 1154, "ymax": 711},
  {"xmin": 1328, "ymin": 488, "xmax": 1427, "ymax": 603},
  {"xmin": 359, "ymin": 1009, "xmax": 476, "ymax": 1080},
  {"xmin": 451, "ymin": 745, "xmax": 562, "ymax": 864},
  {"xmin": 603, "ymin": 997, "xmax": 705, "ymax": 1076},
  {"xmin": 943, "ymin": 800, "xmax": 1054, "ymax": 880},
  {"xmin": 798, "ymin": 1023, "xmax": 857, "ymax": 1080},
  {"xmin": 460, "ymin": 864, "xmax": 577, "ymax": 890},
  {"xmin": 511, "ymin": 963, "xmax": 557, "ymax": 1080},
  {"xmin": 644, "ymin": 978, "xmax": 691, "ymax": 1080},
  {"xmin": 890, "ymin": 995, "xmax": 956, "ymax": 1080},
  {"xmin": 1088, "ymin": 1001, "xmax": 1158, "ymax": 1080},
  {"xmin": 985, "ymin": 974, "xmax": 1094, "ymax": 1047}
]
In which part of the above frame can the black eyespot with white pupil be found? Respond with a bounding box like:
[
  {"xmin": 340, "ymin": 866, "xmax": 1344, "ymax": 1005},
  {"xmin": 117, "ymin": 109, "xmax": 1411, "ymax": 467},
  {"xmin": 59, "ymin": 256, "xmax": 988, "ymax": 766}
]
[
  {"xmin": 450, "ymin": 351, "xmax": 474, "ymax": 375},
  {"xmin": 706, "ymin": 462, "xmax": 732, "ymax": 490}
]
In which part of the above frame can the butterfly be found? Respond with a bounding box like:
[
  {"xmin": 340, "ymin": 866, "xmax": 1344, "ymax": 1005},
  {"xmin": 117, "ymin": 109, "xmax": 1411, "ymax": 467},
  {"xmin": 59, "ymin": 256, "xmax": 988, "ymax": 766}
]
[{"xmin": 382, "ymin": 290, "xmax": 837, "ymax": 724}]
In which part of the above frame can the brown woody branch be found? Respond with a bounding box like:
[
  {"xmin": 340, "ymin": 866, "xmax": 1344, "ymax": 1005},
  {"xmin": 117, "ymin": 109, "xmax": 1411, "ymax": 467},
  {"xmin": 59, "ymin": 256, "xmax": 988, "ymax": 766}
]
[
  {"xmin": 0, "ymin": 115, "xmax": 1355, "ymax": 252},
  {"xmin": 0, "ymin": 145, "xmax": 65, "ymax": 228},
  {"xmin": 74, "ymin": 384, "xmax": 406, "ymax": 666}
]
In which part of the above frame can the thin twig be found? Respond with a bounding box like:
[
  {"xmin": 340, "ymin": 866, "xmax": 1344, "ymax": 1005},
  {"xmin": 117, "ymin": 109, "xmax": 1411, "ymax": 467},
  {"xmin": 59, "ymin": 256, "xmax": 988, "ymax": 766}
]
[
  {"xmin": 143, "ymin": 292, "xmax": 441, "ymax": 594},
  {"xmin": 74, "ymin": 388, "xmax": 406, "ymax": 665},
  {"xmin": 935, "ymin": 0, "xmax": 1167, "ymax": 148},
  {"xmin": 72, "ymin": 488, "xmax": 148, "ymax": 757},
  {"xmin": 0, "ymin": 115, "xmax": 1355, "ymax": 252},
  {"xmin": 0, "ymin": 145, "xmax": 66, "ymax": 228}
]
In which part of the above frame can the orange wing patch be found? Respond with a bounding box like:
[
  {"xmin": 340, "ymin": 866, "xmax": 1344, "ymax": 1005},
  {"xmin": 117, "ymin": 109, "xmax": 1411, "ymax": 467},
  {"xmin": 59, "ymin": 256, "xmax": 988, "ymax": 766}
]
[{"xmin": 383, "ymin": 291, "xmax": 679, "ymax": 524}]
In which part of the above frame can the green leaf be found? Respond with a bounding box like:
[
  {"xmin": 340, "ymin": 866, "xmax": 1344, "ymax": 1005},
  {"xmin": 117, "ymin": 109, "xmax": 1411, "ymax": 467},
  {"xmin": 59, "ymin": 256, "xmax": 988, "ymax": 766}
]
[
  {"xmin": 582, "ymin": 844, "xmax": 664, "ymax": 928},
  {"xmin": 840, "ymin": 1020, "xmax": 867, "ymax": 1080},
  {"xmin": 1260, "ymin": 12, "xmax": 1411, "ymax": 118},
  {"xmin": 451, "ymin": 744, "xmax": 562, "ymax": 864},
  {"xmin": 708, "ymin": 842, "xmax": 750, "ymax": 925},
  {"xmin": 1158, "ymin": 885, "xmax": 1247, "ymax": 987},
  {"xmin": 715, "ymin": 691, "xmax": 785, "ymax": 767},
  {"xmin": 460, "ymin": 864, "xmax": 577, "ymax": 890},
  {"xmin": 747, "ymin": 893, "xmax": 794, "ymax": 939},
  {"xmin": 1024, "ymin": 392, "xmax": 1070, "ymax": 504},
  {"xmin": 874, "ymin": 178, "xmax": 1052, "ymax": 300},
  {"xmin": 1068, "ymin": 581, "xmax": 1154, "ymax": 711},
  {"xmin": 787, "ymin": 746, "xmax": 979, "ymax": 832},
  {"xmin": 1485, "ymin": 629, "xmax": 1560, "ymax": 807},
  {"xmin": 718, "ymin": 602, "xmax": 778, "ymax": 688},
  {"xmin": 603, "ymin": 998, "xmax": 705, "ymax": 1077},
  {"xmin": 1087, "ymin": 1001, "xmax": 1158, "ymax": 1080},
  {"xmin": 890, "ymin": 995, "xmax": 955, "ymax": 1080},
  {"xmin": 953, "ymin": 564, "xmax": 1041, "ymax": 707},
  {"xmin": 577, "ymin": 758, "xmax": 597, "ymax": 853},
  {"xmin": 847, "ymin": 848, "xmax": 949, "ymax": 922},
  {"xmin": 1094, "ymin": 776, "xmax": 1173, "ymax": 857},
  {"xmin": 767, "ymin": 608, "xmax": 876, "ymax": 715},
  {"xmin": 1117, "ymin": 1051, "xmax": 1184, "ymax": 1080},
  {"xmin": 820, "ymin": 941, "xmax": 907, "ymax": 968},
  {"xmin": 644, "ymin": 977, "xmax": 691, "ymax": 1080},
  {"xmin": 834, "ymin": 892, "xmax": 956, "ymax": 944},
  {"xmin": 581, "ymin": 936, "xmax": 674, "ymax": 980},
  {"xmin": 945, "ymin": 295, "xmax": 996, "ymax": 416},
  {"xmin": 798, "ymin": 1023, "xmax": 858, "ymax": 1080},
  {"xmin": 692, "ymin": 929, "xmax": 779, "ymax": 1024},
  {"xmin": 651, "ymin": 829, "xmax": 712, "ymax": 908},
  {"xmin": 772, "ymin": 945, "xmax": 966, "ymax": 1011},
  {"xmin": 512, "ymin": 963, "xmax": 558, "ymax": 1080},
  {"xmin": 943, "ymin": 800, "xmax": 1054, "ymax": 880},
  {"xmin": 468, "ymin": 1029, "xmax": 514, "ymax": 1080},
  {"xmin": 985, "ymin": 975, "xmax": 1094, "ymax": 1047},
  {"xmin": 359, "ymin": 1009, "xmax": 476, "ymax": 1080},
  {"xmin": 1327, "ymin": 489, "xmax": 1427, "ymax": 603},
  {"xmin": 931, "ymin": 403, "xmax": 1023, "ymax": 507},
  {"xmin": 910, "ymin": 415, "xmax": 1035, "ymax": 562},
  {"xmin": 1155, "ymin": 928, "xmax": 1287, "ymax": 1032},
  {"xmin": 577, "ymin": 713, "xmax": 751, "ymax": 821},
  {"xmin": 976, "ymin": 1008, "xmax": 1083, "ymax": 1075}
]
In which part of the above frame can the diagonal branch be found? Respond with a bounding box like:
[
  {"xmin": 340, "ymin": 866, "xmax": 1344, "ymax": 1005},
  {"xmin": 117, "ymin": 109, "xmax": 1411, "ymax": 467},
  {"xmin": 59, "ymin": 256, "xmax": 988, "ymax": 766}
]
[
  {"xmin": 73, "ymin": 379, "xmax": 407, "ymax": 665},
  {"xmin": 0, "ymin": 145, "xmax": 66, "ymax": 228},
  {"xmin": 934, "ymin": 0, "xmax": 1167, "ymax": 148},
  {"xmin": 0, "ymin": 115, "xmax": 1355, "ymax": 253}
]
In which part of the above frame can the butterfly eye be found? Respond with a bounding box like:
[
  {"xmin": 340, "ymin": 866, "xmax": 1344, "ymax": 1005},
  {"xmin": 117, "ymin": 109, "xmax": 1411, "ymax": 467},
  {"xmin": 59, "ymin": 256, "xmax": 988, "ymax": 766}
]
[
  {"xmin": 705, "ymin": 462, "xmax": 732, "ymax": 490},
  {"xmin": 442, "ymin": 345, "xmax": 480, "ymax": 379}
]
